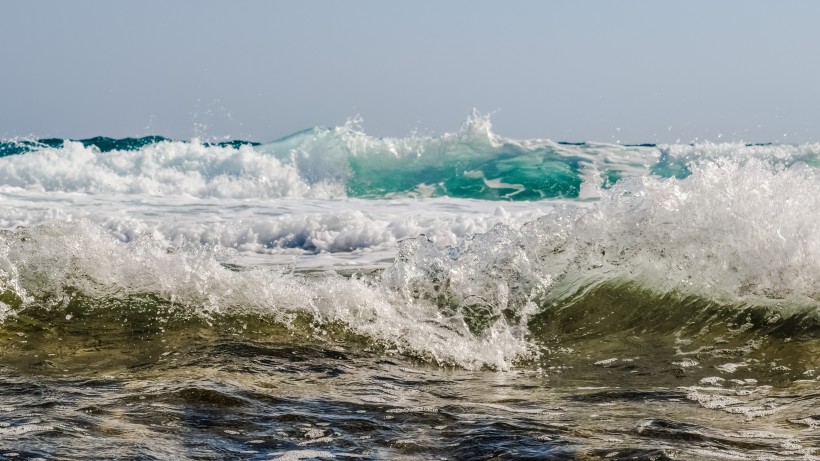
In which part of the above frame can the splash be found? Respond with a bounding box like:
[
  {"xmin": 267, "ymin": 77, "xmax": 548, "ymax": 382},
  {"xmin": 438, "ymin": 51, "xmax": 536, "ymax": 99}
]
[
  {"xmin": 0, "ymin": 220, "xmax": 532, "ymax": 370},
  {"xmin": 2, "ymin": 113, "xmax": 819, "ymax": 200},
  {"xmin": 385, "ymin": 158, "xmax": 820, "ymax": 315}
]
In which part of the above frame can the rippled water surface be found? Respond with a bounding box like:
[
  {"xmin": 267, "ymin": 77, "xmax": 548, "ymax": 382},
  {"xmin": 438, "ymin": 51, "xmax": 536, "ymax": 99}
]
[{"xmin": 0, "ymin": 278, "xmax": 818, "ymax": 460}]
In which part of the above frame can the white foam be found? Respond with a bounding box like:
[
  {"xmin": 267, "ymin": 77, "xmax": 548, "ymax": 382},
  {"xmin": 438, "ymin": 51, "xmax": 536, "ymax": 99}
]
[
  {"xmin": 685, "ymin": 390, "xmax": 744, "ymax": 409},
  {"xmin": 273, "ymin": 450, "xmax": 336, "ymax": 460},
  {"xmin": 4, "ymin": 115, "xmax": 820, "ymax": 205},
  {"xmin": 789, "ymin": 417, "xmax": 820, "ymax": 428},
  {"xmin": 0, "ymin": 190, "xmax": 551, "ymax": 268},
  {"xmin": 0, "ymin": 424, "xmax": 53, "ymax": 436},
  {"xmin": 0, "ymin": 139, "xmax": 349, "ymax": 198},
  {"xmin": 674, "ymin": 358, "xmax": 700, "ymax": 368},
  {"xmin": 384, "ymin": 158, "xmax": 820, "ymax": 313},
  {"xmin": 716, "ymin": 363, "xmax": 747, "ymax": 374},
  {"xmin": 700, "ymin": 377, "xmax": 725, "ymax": 385},
  {"xmin": 0, "ymin": 220, "xmax": 532, "ymax": 370}
]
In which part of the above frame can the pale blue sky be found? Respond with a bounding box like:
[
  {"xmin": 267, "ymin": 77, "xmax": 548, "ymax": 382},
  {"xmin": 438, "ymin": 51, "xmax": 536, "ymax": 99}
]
[{"xmin": 2, "ymin": 1, "xmax": 819, "ymax": 143}]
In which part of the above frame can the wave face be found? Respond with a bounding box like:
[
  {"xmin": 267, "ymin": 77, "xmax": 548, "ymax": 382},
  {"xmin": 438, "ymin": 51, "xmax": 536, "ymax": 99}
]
[
  {"xmin": 0, "ymin": 115, "xmax": 819, "ymax": 371},
  {"xmin": 3, "ymin": 113, "xmax": 818, "ymax": 201}
]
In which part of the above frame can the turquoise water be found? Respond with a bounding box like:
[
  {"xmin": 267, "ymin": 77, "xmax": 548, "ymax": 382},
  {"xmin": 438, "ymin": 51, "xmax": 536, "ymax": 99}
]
[{"xmin": 5, "ymin": 115, "xmax": 816, "ymax": 201}]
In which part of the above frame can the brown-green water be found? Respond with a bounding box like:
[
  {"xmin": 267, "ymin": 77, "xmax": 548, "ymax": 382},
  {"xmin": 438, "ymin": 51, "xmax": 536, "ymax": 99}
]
[{"xmin": 0, "ymin": 279, "xmax": 818, "ymax": 461}]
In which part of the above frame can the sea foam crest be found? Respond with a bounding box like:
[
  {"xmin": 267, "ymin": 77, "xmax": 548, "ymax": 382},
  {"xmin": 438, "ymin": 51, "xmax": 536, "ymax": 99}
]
[
  {"xmin": 0, "ymin": 114, "xmax": 662, "ymax": 200},
  {"xmin": 0, "ymin": 139, "xmax": 338, "ymax": 198},
  {"xmin": 0, "ymin": 220, "xmax": 531, "ymax": 370},
  {"xmin": 3, "ymin": 115, "xmax": 820, "ymax": 200},
  {"xmin": 384, "ymin": 158, "xmax": 820, "ymax": 315},
  {"xmin": 0, "ymin": 191, "xmax": 549, "ymax": 264}
]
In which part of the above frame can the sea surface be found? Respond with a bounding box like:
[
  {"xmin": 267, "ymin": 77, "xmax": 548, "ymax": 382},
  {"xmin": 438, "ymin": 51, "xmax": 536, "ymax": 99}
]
[{"xmin": 0, "ymin": 114, "xmax": 818, "ymax": 460}]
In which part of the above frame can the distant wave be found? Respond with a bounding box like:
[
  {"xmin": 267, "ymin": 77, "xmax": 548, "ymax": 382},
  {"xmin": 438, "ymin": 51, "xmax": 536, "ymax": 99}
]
[
  {"xmin": 0, "ymin": 136, "xmax": 258, "ymax": 156},
  {"xmin": 3, "ymin": 113, "xmax": 818, "ymax": 200}
]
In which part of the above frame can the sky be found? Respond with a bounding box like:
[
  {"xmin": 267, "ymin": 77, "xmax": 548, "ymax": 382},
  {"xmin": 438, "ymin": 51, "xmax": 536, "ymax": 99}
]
[{"xmin": 1, "ymin": 1, "xmax": 819, "ymax": 144}]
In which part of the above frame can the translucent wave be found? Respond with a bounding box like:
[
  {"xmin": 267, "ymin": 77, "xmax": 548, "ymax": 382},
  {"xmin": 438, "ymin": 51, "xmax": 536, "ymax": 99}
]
[{"xmin": 4, "ymin": 113, "xmax": 817, "ymax": 200}]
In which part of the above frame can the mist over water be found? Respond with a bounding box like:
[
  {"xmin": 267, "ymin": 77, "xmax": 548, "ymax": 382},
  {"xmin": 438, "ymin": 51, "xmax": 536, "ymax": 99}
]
[{"xmin": 1, "ymin": 115, "xmax": 818, "ymax": 459}]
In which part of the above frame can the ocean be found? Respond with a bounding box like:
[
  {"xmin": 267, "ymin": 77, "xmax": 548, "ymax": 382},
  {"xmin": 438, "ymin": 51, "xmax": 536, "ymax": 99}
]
[{"xmin": 0, "ymin": 114, "xmax": 818, "ymax": 460}]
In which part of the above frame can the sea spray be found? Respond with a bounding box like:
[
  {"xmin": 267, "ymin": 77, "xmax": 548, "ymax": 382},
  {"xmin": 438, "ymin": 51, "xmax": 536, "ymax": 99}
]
[
  {"xmin": 3, "ymin": 114, "xmax": 818, "ymax": 201},
  {"xmin": 0, "ymin": 221, "xmax": 532, "ymax": 370},
  {"xmin": 386, "ymin": 158, "xmax": 820, "ymax": 311}
]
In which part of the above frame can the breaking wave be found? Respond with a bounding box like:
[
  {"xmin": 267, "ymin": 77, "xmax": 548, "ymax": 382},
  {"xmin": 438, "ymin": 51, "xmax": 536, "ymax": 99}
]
[
  {"xmin": 3, "ymin": 113, "xmax": 818, "ymax": 200},
  {"xmin": 1, "ymin": 153, "xmax": 817, "ymax": 370}
]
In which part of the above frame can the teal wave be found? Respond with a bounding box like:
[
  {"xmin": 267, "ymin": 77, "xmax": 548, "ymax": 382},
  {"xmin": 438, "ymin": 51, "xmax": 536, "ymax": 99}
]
[{"xmin": 3, "ymin": 116, "xmax": 819, "ymax": 201}]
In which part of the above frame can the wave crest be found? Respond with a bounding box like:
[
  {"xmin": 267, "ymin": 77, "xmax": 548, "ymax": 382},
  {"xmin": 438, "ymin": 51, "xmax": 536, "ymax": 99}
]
[
  {"xmin": 3, "ymin": 114, "xmax": 820, "ymax": 201},
  {"xmin": 385, "ymin": 158, "xmax": 820, "ymax": 312}
]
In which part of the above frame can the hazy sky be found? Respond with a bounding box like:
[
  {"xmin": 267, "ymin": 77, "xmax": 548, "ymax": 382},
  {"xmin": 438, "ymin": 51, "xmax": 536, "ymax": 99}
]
[{"xmin": 2, "ymin": 1, "xmax": 819, "ymax": 143}]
